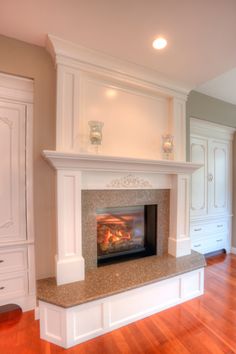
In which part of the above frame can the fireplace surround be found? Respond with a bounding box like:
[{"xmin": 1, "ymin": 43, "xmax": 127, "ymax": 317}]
[
  {"xmin": 43, "ymin": 151, "xmax": 200, "ymax": 285},
  {"xmin": 82, "ymin": 189, "xmax": 169, "ymax": 268}
]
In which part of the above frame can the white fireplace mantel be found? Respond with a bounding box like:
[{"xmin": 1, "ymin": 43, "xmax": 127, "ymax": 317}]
[
  {"xmin": 43, "ymin": 149, "xmax": 201, "ymax": 285},
  {"xmin": 43, "ymin": 150, "xmax": 201, "ymax": 174}
]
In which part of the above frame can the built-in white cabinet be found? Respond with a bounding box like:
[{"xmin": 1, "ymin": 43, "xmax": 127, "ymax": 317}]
[
  {"xmin": 0, "ymin": 73, "xmax": 35, "ymax": 311},
  {"xmin": 190, "ymin": 118, "xmax": 234, "ymax": 254}
]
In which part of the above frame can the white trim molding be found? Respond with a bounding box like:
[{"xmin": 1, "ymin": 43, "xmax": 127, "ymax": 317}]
[
  {"xmin": 191, "ymin": 117, "xmax": 235, "ymax": 141},
  {"xmin": 43, "ymin": 151, "xmax": 201, "ymax": 175},
  {"xmin": 0, "ymin": 72, "xmax": 33, "ymax": 103},
  {"xmin": 46, "ymin": 34, "xmax": 192, "ymax": 98}
]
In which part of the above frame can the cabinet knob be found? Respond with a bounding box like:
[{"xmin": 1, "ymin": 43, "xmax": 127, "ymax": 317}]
[
  {"xmin": 208, "ymin": 173, "xmax": 213, "ymax": 182},
  {"xmin": 194, "ymin": 228, "xmax": 202, "ymax": 232},
  {"xmin": 0, "ymin": 260, "xmax": 4, "ymax": 263},
  {"xmin": 0, "ymin": 287, "xmax": 5, "ymax": 290}
]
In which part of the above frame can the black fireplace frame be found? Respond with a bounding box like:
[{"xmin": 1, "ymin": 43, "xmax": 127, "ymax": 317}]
[{"xmin": 97, "ymin": 204, "xmax": 158, "ymax": 266}]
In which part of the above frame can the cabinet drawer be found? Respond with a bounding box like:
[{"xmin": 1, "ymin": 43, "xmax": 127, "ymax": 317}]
[
  {"xmin": 190, "ymin": 224, "xmax": 207, "ymax": 237},
  {"xmin": 212, "ymin": 221, "xmax": 228, "ymax": 234},
  {"xmin": 210, "ymin": 235, "xmax": 226, "ymax": 252},
  {"xmin": 191, "ymin": 220, "xmax": 228, "ymax": 238},
  {"xmin": 0, "ymin": 247, "xmax": 27, "ymax": 273},
  {"xmin": 0, "ymin": 272, "xmax": 28, "ymax": 300},
  {"xmin": 192, "ymin": 241, "xmax": 205, "ymax": 253}
]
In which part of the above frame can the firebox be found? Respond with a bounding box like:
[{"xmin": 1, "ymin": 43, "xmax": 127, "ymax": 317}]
[{"xmin": 96, "ymin": 204, "xmax": 157, "ymax": 265}]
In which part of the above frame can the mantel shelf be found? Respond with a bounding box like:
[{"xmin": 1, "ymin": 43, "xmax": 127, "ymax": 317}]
[{"xmin": 42, "ymin": 150, "xmax": 201, "ymax": 175}]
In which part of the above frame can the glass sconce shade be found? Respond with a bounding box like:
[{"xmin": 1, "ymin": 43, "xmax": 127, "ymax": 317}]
[
  {"xmin": 162, "ymin": 134, "xmax": 174, "ymax": 159},
  {"xmin": 88, "ymin": 121, "xmax": 104, "ymax": 145}
]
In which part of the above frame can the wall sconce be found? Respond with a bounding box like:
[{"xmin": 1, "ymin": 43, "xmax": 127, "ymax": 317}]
[
  {"xmin": 162, "ymin": 134, "xmax": 174, "ymax": 160},
  {"xmin": 88, "ymin": 120, "xmax": 104, "ymax": 153}
]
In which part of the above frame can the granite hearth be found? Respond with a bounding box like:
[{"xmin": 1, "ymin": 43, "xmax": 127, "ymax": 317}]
[{"xmin": 37, "ymin": 251, "xmax": 205, "ymax": 308}]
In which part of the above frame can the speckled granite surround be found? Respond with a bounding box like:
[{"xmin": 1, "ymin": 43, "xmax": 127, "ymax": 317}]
[
  {"xmin": 82, "ymin": 189, "xmax": 170, "ymax": 270},
  {"xmin": 37, "ymin": 251, "xmax": 206, "ymax": 308}
]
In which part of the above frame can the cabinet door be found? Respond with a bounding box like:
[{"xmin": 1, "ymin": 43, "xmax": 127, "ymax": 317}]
[
  {"xmin": 190, "ymin": 136, "xmax": 208, "ymax": 217},
  {"xmin": 0, "ymin": 100, "xmax": 26, "ymax": 242},
  {"xmin": 208, "ymin": 139, "xmax": 229, "ymax": 215}
]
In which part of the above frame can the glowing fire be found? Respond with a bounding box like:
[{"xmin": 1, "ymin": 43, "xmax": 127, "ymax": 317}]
[
  {"xmin": 98, "ymin": 225, "xmax": 131, "ymax": 252},
  {"xmin": 97, "ymin": 206, "xmax": 145, "ymax": 257}
]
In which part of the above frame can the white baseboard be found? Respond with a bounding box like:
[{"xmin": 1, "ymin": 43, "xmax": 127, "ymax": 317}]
[
  {"xmin": 39, "ymin": 268, "xmax": 204, "ymax": 349},
  {"xmin": 55, "ymin": 255, "xmax": 85, "ymax": 285},
  {"xmin": 168, "ymin": 237, "xmax": 191, "ymax": 257},
  {"xmin": 230, "ymin": 247, "xmax": 236, "ymax": 254},
  {"xmin": 34, "ymin": 306, "xmax": 40, "ymax": 320},
  {"xmin": 0, "ymin": 295, "xmax": 36, "ymax": 312}
]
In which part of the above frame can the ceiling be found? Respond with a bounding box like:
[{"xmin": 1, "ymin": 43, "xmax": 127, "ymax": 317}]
[{"xmin": 0, "ymin": 0, "xmax": 236, "ymax": 102}]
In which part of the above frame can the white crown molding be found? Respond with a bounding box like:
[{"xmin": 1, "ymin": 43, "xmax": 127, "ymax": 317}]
[
  {"xmin": 190, "ymin": 117, "xmax": 235, "ymax": 140},
  {"xmin": 46, "ymin": 34, "xmax": 192, "ymax": 100},
  {"xmin": 0, "ymin": 72, "xmax": 33, "ymax": 103},
  {"xmin": 42, "ymin": 150, "xmax": 201, "ymax": 175}
]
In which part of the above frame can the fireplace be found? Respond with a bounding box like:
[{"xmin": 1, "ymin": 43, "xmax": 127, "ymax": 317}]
[
  {"xmin": 82, "ymin": 189, "xmax": 169, "ymax": 270},
  {"xmin": 97, "ymin": 204, "xmax": 157, "ymax": 265}
]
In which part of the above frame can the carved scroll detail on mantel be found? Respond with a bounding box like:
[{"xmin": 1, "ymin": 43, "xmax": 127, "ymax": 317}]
[{"xmin": 106, "ymin": 174, "xmax": 153, "ymax": 189}]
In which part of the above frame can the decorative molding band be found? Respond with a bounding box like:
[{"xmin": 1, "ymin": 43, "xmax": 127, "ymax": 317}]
[
  {"xmin": 106, "ymin": 174, "xmax": 153, "ymax": 189},
  {"xmin": 190, "ymin": 117, "xmax": 235, "ymax": 140},
  {"xmin": 46, "ymin": 34, "xmax": 192, "ymax": 99},
  {"xmin": 0, "ymin": 73, "xmax": 33, "ymax": 103}
]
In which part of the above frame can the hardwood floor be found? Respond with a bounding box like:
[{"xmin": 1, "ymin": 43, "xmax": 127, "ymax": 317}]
[{"xmin": 1, "ymin": 253, "xmax": 236, "ymax": 353}]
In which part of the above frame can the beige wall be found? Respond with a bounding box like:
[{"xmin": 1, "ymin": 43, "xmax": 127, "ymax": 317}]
[
  {"xmin": 187, "ymin": 91, "xmax": 236, "ymax": 247},
  {"xmin": 0, "ymin": 35, "xmax": 56, "ymax": 279}
]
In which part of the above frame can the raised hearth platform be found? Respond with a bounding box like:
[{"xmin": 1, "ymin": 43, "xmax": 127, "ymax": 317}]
[
  {"xmin": 38, "ymin": 252, "xmax": 205, "ymax": 348},
  {"xmin": 37, "ymin": 251, "xmax": 205, "ymax": 307}
]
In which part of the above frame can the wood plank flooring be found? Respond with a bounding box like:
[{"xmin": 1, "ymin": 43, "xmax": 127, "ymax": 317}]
[{"xmin": 1, "ymin": 253, "xmax": 236, "ymax": 353}]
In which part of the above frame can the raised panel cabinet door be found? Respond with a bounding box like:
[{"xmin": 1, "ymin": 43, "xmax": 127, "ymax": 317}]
[
  {"xmin": 190, "ymin": 136, "xmax": 208, "ymax": 217},
  {"xmin": 208, "ymin": 139, "xmax": 229, "ymax": 215},
  {"xmin": 0, "ymin": 100, "xmax": 26, "ymax": 242}
]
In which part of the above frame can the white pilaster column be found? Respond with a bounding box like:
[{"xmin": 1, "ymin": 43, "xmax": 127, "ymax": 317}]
[
  {"xmin": 56, "ymin": 64, "xmax": 80, "ymax": 152},
  {"xmin": 56, "ymin": 169, "xmax": 84, "ymax": 285},
  {"xmin": 169, "ymin": 97, "xmax": 186, "ymax": 161},
  {"xmin": 168, "ymin": 174, "xmax": 191, "ymax": 257}
]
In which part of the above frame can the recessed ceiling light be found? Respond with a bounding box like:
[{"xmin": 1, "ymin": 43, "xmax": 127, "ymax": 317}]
[
  {"xmin": 152, "ymin": 37, "xmax": 167, "ymax": 50},
  {"xmin": 105, "ymin": 88, "xmax": 117, "ymax": 98}
]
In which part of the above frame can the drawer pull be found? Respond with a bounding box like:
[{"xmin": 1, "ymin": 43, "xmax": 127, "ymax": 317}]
[
  {"xmin": 194, "ymin": 228, "xmax": 202, "ymax": 232},
  {"xmin": 216, "ymin": 239, "xmax": 223, "ymax": 242},
  {"xmin": 0, "ymin": 287, "xmax": 5, "ymax": 290},
  {"xmin": 194, "ymin": 244, "xmax": 201, "ymax": 248},
  {"xmin": 0, "ymin": 260, "xmax": 4, "ymax": 263},
  {"xmin": 217, "ymin": 225, "xmax": 223, "ymax": 228}
]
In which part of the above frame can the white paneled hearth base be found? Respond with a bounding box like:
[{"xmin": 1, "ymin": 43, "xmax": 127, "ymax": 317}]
[{"xmin": 39, "ymin": 267, "xmax": 204, "ymax": 348}]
